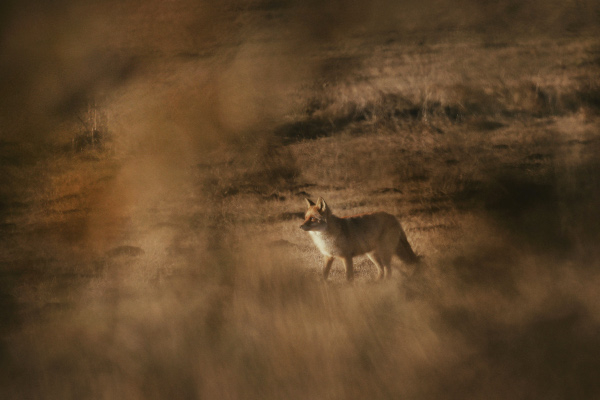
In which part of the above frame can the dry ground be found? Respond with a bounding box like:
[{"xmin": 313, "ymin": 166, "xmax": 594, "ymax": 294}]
[{"xmin": 1, "ymin": 1, "xmax": 600, "ymax": 399}]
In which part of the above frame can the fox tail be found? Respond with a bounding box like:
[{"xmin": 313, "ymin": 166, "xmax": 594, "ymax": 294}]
[{"xmin": 396, "ymin": 232, "xmax": 419, "ymax": 265}]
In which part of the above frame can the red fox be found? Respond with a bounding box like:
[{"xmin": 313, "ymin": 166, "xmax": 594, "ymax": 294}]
[{"xmin": 300, "ymin": 197, "xmax": 418, "ymax": 281}]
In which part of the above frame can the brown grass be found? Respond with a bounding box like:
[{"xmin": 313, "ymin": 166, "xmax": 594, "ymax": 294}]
[{"xmin": 1, "ymin": 1, "xmax": 600, "ymax": 399}]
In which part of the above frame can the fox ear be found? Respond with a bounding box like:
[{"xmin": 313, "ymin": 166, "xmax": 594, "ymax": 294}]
[
  {"xmin": 316, "ymin": 197, "xmax": 328, "ymax": 212},
  {"xmin": 305, "ymin": 198, "xmax": 315, "ymax": 208}
]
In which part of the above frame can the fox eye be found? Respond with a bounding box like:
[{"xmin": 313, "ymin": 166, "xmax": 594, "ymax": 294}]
[{"xmin": 310, "ymin": 217, "xmax": 318, "ymax": 222}]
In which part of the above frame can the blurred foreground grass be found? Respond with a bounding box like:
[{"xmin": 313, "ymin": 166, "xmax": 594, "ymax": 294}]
[{"xmin": 1, "ymin": 1, "xmax": 600, "ymax": 399}]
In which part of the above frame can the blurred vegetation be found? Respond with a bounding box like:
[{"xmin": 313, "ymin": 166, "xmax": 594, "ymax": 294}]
[{"xmin": 1, "ymin": 1, "xmax": 600, "ymax": 399}]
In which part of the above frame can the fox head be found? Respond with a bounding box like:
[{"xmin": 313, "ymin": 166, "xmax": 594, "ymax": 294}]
[{"xmin": 300, "ymin": 197, "xmax": 330, "ymax": 232}]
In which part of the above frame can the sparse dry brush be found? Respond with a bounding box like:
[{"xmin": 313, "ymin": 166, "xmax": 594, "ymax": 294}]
[{"xmin": 1, "ymin": 1, "xmax": 600, "ymax": 399}]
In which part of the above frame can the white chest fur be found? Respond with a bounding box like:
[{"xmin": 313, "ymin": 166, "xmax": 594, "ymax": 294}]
[{"xmin": 308, "ymin": 231, "xmax": 337, "ymax": 257}]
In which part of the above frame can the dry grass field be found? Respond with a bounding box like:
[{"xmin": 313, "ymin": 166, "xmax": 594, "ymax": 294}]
[{"xmin": 1, "ymin": 1, "xmax": 600, "ymax": 399}]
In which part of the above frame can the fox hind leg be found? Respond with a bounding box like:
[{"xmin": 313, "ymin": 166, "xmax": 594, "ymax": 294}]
[
  {"xmin": 367, "ymin": 252, "xmax": 386, "ymax": 280},
  {"xmin": 383, "ymin": 257, "xmax": 393, "ymax": 278},
  {"xmin": 380, "ymin": 251, "xmax": 393, "ymax": 279}
]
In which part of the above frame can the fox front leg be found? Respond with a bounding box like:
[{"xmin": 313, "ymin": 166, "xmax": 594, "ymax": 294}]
[
  {"xmin": 342, "ymin": 256, "xmax": 354, "ymax": 282},
  {"xmin": 323, "ymin": 256, "xmax": 334, "ymax": 280}
]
